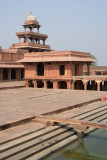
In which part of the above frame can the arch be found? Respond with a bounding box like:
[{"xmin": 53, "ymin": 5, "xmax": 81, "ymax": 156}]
[
  {"xmin": 100, "ymin": 81, "xmax": 107, "ymax": 91},
  {"xmin": 37, "ymin": 81, "xmax": 44, "ymax": 88},
  {"xmin": 75, "ymin": 80, "xmax": 84, "ymax": 90},
  {"xmin": 87, "ymin": 80, "xmax": 97, "ymax": 90},
  {"xmin": 3, "ymin": 69, "xmax": 8, "ymax": 80},
  {"xmin": 47, "ymin": 81, "xmax": 53, "ymax": 89},
  {"xmin": 37, "ymin": 63, "xmax": 44, "ymax": 76},
  {"xmin": 11, "ymin": 69, "xmax": 16, "ymax": 79},
  {"xmin": 58, "ymin": 81, "xmax": 67, "ymax": 89}
]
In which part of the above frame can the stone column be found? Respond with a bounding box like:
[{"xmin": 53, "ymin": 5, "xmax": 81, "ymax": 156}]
[
  {"xmin": 37, "ymin": 28, "xmax": 39, "ymax": 33},
  {"xmin": 53, "ymin": 80, "xmax": 58, "ymax": 89},
  {"xmin": 71, "ymin": 80, "xmax": 75, "ymax": 89},
  {"xmin": 67, "ymin": 80, "xmax": 71, "ymax": 89},
  {"xmin": 38, "ymin": 39, "xmax": 40, "ymax": 44},
  {"xmin": 25, "ymin": 80, "xmax": 29, "ymax": 87},
  {"xmin": 43, "ymin": 40, "xmax": 45, "ymax": 45},
  {"xmin": 44, "ymin": 80, "xmax": 47, "ymax": 89},
  {"xmin": 83, "ymin": 80, "xmax": 88, "ymax": 90},
  {"xmin": 8, "ymin": 69, "xmax": 12, "ymax": 80},
  {"xmin": 0, "ymin": 69, "xmax": 3, "ymax": 80},
  {"xmin": 84, "ymin": 82, "xmax": 87, "ymax": 90},
  {"xmin": 19, "ymin": 37, "xmax": 21, "ymax": 43},
  {"xmin": 96, "ymin": 81, "xmax": 101, "ymax": 91},
  {"xmin": 34, "ymin": 80, "xmax": 37, "ymax": 88}
]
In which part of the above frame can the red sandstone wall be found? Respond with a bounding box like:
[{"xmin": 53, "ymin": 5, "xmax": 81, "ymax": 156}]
[{"xmin": 24, "ymin": 62, "xmax": 84, "ymax": 79}]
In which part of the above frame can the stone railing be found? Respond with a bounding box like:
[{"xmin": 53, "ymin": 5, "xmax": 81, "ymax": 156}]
[
  {"xmin": 12, "ymin": 42, "xmax": 50, "ymax": 50},
  {"xmin": 16, "ymin": 32, "xmax": 48, "ymax": 38}
]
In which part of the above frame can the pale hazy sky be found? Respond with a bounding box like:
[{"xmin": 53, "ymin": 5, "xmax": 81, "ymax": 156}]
[{"xmin": 0, "ymin": 0, "xmax": 107, "ymax": 65}]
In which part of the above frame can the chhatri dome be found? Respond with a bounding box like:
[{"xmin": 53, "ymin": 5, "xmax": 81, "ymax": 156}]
[{"xmin": 27, "ymin": 12, "xmax": 37, "ymax": 21}]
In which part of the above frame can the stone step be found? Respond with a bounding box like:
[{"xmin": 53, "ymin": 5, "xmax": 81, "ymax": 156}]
[
  {"xmin": 58, "ymin": 102, "xmax": 107, "ymax": 119},
  {"xmin": 0, "ymin": 123, "xmax": 70, "ymax": 153},
  {"xmin": 0, "ymin": 126, "xmax": 74, "ymax": 160},
  {"xmin": 0, "ymin": 122, "xmax": 45, "ymax": 145},
  {"xmin": 80, "ymin": 107, "xmax": 107, "ymax": 120},
  {"xmin": 6, "ymin": 130, "xmax": 74, "ymax": 160}
]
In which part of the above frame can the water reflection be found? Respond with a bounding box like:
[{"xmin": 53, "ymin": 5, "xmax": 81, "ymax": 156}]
[{"xmin": 44, "ymin": 129, "xmax": 107, "ymax": 160}]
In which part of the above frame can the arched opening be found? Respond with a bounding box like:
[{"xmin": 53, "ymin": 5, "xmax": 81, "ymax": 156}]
[
  {"xmin": 47, "ymin": 81, "xmax": 53, "ymax": 89},
  {"xmin": 3, "ymin": 69, "xmax": 8, "ymax": 80},
  {"xmin": 37, "ymin": 81, "xmax": 44, "ymax": 88},
  {"xmin": 87, "ymin": 80, "xmax": 97, "ymax": 90},
  {"xmin": 21, "ymin": 69, "xmax": 24, "ymax": 79},
  {"xmin": 11, "ymin": 69, "xmax": 16, "ymax": 79},
  {"xmin": 37, "ymin": 63, "xmax": 44, "ymax": 76},
  {"xmin": 59, "ymin": 81, "xmax": 67, "ymax": 89},
  {"xmin": 100, "ymin": 81, "xmax": 107, "ymax": 91},
  {"xmin": 75, "ymin": 80, "xmax": 84, "ymax": 90},
  {"xmin": 29, "ymin": 80, "xmax": 34, "ymax": 87}
]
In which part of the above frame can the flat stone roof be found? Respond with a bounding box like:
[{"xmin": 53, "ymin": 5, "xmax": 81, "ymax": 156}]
[{"xmin": 0, "ymin": 88, "xmax": 107, "ymax": 126}]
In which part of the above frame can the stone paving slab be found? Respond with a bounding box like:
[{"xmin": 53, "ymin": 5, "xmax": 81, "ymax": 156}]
[{"xmin": 0, "ymin": 88, "xmax": 107, "ymax": 126}]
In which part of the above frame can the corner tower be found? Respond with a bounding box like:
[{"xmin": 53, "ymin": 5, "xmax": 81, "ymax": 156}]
[{"xmin": 10, "ymin": 13, "xmax": 51, "ymax": 52}]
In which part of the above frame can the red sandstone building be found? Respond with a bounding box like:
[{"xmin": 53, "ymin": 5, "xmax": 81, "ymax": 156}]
[
  {"xmin": 18, "ymin": 13, "xmax": 107, "ymax": 91},
  {"xmin": 0, "ymin": 13, "xmax": 107, "ymax": 91}
]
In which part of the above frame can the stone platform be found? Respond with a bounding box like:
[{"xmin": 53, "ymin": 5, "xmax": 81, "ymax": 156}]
[
  {"xmin": 0, "ymin": 81, "xmax": 25, "ymax": 89},
  {"xmin": 0, "ymin": 88, "xmax": 107, "ymax": 127}
]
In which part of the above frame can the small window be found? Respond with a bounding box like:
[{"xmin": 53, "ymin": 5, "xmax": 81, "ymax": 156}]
[{"xmin": 60, "ymin": 65, "xmax": 65, "ymax": 75}]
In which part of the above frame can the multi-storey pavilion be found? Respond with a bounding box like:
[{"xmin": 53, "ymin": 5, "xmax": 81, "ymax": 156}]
[
  {"xmin": 0, "ymin": 13, "xmax": 51, "ymax": 81},
  {"xmin": 10, "ymin": 13, "xmax": 51, "ymax": 52},
  {"xmin": 18, "ymin": 13, "xmax": 107, "ymax": 92}
]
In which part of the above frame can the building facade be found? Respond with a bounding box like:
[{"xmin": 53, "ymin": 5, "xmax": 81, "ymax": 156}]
[{"xmin": 18, "ymin": 13, "xmax": 107, "ymax": 91}]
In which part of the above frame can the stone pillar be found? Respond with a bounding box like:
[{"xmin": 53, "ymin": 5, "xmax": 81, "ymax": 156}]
[
  {"xmin": 25, "ymin": 80, "xmax": 29, "ymax": 87},
  {"xmin": 83, "ymin": 80, "xmax": 88, "ymax": 90},
  {"xmin": 44, "ymin": 80, "xmax": 47, "ymax": 89},
  {"xmin": 19, "ymin": 37, "xmax": 21, "ymax": 43},
  {"xmin": 0, "ymin": 69, "xmax": 3, "ymax": 80},
  {"xmin": 34, "ymin": 80, "xmax": 37, "ymax": 88},
  {"xmin": 84, "ymin": 82, "xmax": 87, "ymax": 90},
  {"xmin": 67, "ymin": 80, "xmax": 71, "ymax": 89},
  {"xmin": 37, "ymin": 28, "xmax": 39, "ymax": 33},
  {"xmin": 71, "ymin": 80, "xmax": 75, "ymax": 90},
  {"xmin": 43, "ymin": 40, "xmax": 45, "ymax": 45},
  {"xmin": 53, "ymin": 80, "xmax": 58, "ymax": 89},
  {"xmin": 38, "ymin": 39, "xmax": 40, "ymax": 44},
  {"xmin": 25, "ymin": 27, "xmax": 26, "ymax": 32},
  {"xmin": 8, "ymin": 69, "xmax": 11, "ymax": 80},
  {"xmin": 96, "ymin": 81, "xmax": 101, "ymax": 91}
]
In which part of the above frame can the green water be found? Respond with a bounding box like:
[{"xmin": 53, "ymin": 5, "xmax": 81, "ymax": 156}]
[{"xmin": 44, "ymin": 129, "xmax": 107, "ymax": 160}]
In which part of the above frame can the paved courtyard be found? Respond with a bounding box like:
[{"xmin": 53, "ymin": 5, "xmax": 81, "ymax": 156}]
[{"xmin": 0, "ymin": 87, "xmax": 107, "ymax": 126}]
